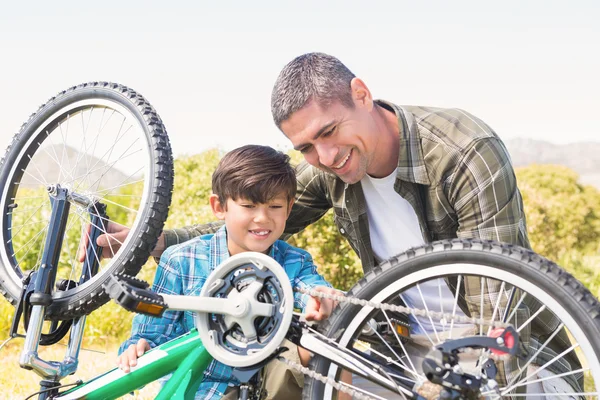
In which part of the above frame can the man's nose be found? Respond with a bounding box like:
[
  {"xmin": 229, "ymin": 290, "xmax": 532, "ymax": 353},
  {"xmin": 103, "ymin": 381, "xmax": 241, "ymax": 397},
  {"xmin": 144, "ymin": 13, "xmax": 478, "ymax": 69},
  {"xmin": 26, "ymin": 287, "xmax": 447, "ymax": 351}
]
[{"xmin": 315, "ymin": 143, "xmax": 338, "ymax": 167}]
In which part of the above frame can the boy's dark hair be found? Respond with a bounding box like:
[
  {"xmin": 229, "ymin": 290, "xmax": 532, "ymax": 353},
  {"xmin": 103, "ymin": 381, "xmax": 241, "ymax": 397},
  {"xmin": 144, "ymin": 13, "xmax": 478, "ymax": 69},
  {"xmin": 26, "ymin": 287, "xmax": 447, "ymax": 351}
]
[{"xmin": 212, "ymin": 145, "xmax": 296, "ymax": 207}]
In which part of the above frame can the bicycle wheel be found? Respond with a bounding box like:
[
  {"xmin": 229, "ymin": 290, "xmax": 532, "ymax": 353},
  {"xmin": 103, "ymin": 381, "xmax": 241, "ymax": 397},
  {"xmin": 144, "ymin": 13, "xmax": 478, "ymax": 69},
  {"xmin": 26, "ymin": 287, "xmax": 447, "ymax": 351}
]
[
  {"xmin": 304, "ymin": 240, "xmax": 600, "ymax": 399},
  {"xmin": 0, "ymin": 82, "xmax": 173, "ymax": 320}
]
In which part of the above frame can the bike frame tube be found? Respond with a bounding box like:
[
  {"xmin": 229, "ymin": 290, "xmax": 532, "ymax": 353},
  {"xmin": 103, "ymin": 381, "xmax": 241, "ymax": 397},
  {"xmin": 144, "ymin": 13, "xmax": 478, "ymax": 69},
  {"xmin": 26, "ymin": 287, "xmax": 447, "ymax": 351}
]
[{"xmin": 55, "ymin": 329, "xmax": 211, "ymax": 400}]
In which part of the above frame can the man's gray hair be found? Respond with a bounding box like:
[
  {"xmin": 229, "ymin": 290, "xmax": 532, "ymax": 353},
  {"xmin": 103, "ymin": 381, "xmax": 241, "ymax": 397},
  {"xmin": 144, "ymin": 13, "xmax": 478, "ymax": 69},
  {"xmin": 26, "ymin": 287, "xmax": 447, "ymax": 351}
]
[{"xmin": 271, "ymin": 53, "xmax": 356, "ymax": 128}]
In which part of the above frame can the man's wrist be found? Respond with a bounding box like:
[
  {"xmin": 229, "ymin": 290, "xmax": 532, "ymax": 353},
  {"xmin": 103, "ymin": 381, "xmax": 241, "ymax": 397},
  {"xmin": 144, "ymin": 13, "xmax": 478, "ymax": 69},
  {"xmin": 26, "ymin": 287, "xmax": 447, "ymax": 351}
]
[{"xmin": 150, "ymin": 233, "xmax": 166, "ymax": 258}]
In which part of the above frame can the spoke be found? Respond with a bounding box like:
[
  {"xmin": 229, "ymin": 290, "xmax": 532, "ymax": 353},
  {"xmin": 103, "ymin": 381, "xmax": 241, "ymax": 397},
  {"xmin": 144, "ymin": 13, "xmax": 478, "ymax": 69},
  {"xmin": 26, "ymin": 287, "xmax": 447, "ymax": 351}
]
[
  {"xmin": 480, "ymin": 277, "xmax": 485, "ymax": 337},
  {"xmin": 416, "ymin": 283, "xmax": 440, "ymax": 343},
  {"xmin": 63, "ymin": 147, "xmax": 142, "ymax": 189},
  {"xmin": 399, "ymin": 292, "xmax": 435, "ymax": 347},
  {"xmin": 509, "ymin": 367, "xmax": 588, "ymax": 390},
  {"xmin": 77, "ymin": 141, "xmax": 142, "ymax": 193},
  {"xmin": 502, "ymin": 322, "xmax": 570, "ymax": 393},
  {"xmin": 40, "ymin": 137, "xmax": 75, "ymax": 184},
  {"xmin": 336, "ymin": 381, "xmax": 391, "ymax": 400},
  {"xmin": 74, "ymin": 121, "xmax": 132, "ymax": 188},
  {"xmin": 505, "ymin": 292, "xmax": 528, "ymax": 323},
  {"xmin": 90, "ymin": 201, "xmax": 115, "ymax": 258},
  {"xmin": 381, "ymin": 309, "xmax": 420, "ymax": 379},
  {"xmin": 437, "ymin": 278, "xmax": 445, "ymax": 336},
  {"xmin": 11, "ymin": 195, "xmax": 47, "ymax": 201},
  {"xmin": 58, "ymin": 120, "xmax": 74, "ymax": 181},
  {"xmin": 93, "ymin": 178, "xmax": 145, "ymax": 197},
  {"xmin": 516, "ymin": 305, "xmax": 547, "ymax": 333},
  {"xmin": 448, "ymin": 274, "xmax": 462, "ymax": 338},
  {"xmin": 11, "ymin": 223, "xmax": 47, "ymax": 259},
  {"xmin": 20, "ymin": 167, "xmax": 47, "ymax": 187},
  {"xmin": 26, "ymin": 155, "xmax": 51, "ymax": 188},
  {"xmin": 306, "ymin": 324, "xmax": 420, "ymax": 386},
  {"xmin": 8, "ymin": 219, "xmax": 48, "ymax": 230},
  {"xmin": 77, "ymin": 208, "xmax": 104, "ymax": 281},
  {"xmin": 72, "ymin": 211, "xmax": 124, "ymax": 252},
  {"xmin": 98, "ymin": 196, "xmax": 139, "ymax": 214},
  {"xmin": 92, "ymin": 117, "xmax": 130, "ymax": 193},
  {"xmin": 493, "ymin": 393, "xmax": 599, "ymax": 397},
  {"xmin": 7, "ymin": 201, "xmax": 48, "ymax": 240}
]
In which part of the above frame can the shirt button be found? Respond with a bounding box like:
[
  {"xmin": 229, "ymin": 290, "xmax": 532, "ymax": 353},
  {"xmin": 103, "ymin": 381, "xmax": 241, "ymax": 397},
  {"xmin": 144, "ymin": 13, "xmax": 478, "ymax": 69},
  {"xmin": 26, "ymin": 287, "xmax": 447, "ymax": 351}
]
[{"xmin": 340, "ymin": 228, "xmax": 345, "ymax": 234}]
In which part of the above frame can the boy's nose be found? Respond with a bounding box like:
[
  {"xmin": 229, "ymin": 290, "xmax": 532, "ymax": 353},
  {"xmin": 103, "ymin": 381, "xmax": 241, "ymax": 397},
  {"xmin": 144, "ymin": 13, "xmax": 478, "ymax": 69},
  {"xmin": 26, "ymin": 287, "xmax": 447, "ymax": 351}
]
[{"xmin": 253, "ymin": 208, "xmax": 269, "ymax": 222}]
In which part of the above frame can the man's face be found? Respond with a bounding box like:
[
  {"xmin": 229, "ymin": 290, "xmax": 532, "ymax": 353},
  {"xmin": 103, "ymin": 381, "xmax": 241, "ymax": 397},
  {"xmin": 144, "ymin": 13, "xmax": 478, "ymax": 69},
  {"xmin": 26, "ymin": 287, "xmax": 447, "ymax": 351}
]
[{"xmin": 281, "ymin": 100, "xmax": 377, "ymax": 184}]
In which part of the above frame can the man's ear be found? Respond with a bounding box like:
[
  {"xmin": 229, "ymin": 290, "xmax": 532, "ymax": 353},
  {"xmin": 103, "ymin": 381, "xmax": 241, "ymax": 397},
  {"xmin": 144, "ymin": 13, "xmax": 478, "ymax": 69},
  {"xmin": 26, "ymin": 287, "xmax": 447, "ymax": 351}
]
[
  {"xmin": 210, "ymin": 194, "xmax": 226, "ymax": 220},
  {"xmin": 350, "ymin": 77, "xmax": 373, "ymax": 111}
]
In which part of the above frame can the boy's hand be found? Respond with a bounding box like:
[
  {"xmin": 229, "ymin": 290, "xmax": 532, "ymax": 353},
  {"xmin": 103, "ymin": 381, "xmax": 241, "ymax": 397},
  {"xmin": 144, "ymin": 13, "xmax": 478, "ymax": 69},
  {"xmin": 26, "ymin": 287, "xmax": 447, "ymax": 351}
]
[
  {"xmin": 304, "ymin": 286, "xmax": 342, "ymax": 321},
  {"xmin": 117, "ymin": 338, "xmax": 151, "ymax": 373}
]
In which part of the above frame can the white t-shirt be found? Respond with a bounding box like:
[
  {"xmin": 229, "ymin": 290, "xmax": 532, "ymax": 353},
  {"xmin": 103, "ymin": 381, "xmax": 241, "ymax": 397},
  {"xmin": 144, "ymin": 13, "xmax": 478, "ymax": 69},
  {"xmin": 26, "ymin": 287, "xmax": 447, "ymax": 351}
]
[{"xmin": 361, "ymin": 171, "xmax": 469, "ymax": 336}]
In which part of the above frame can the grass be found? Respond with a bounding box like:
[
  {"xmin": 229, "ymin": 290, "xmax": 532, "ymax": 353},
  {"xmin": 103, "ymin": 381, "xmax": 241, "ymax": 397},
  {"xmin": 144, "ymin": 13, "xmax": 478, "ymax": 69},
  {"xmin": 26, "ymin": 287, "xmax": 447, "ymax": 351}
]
[{"xmin": 1, "ymin": 339, "xmax": 160, "ymax": 399}]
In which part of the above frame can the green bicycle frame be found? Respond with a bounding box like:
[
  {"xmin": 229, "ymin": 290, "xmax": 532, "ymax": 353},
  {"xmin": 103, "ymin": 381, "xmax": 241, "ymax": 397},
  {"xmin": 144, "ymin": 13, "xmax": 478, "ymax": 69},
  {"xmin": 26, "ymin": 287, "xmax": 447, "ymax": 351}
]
[{"xmin": 55, "ymin": 329, "xmax": 212, "ymax": 400}]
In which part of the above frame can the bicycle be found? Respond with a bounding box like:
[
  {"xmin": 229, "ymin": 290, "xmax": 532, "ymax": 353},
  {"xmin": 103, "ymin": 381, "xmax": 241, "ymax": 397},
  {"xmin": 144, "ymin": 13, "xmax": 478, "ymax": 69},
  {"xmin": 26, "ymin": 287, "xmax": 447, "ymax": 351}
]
[{"xmin": 1, "ymin": 83, "xmax": 600, "ymax": 400}]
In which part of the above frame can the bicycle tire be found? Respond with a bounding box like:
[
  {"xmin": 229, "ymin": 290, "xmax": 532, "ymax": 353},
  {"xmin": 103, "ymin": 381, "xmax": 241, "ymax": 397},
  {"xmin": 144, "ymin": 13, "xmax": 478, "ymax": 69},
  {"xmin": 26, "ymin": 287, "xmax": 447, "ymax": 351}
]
[
  {"xmin": 304, "ymin": 239, "xmax": 600, "ymax": 399},
  {"xmin": 0, "ymin": 82, "xmax": 173, "ymax": 320}
]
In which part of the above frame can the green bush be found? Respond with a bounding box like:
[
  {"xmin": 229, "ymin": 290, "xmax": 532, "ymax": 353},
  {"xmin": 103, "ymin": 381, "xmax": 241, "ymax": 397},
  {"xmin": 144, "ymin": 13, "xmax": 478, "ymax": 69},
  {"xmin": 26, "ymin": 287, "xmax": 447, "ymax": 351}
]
[
  {"xmin": 516, "ymin": 165, "xmax": 600, "ymax": 261},
  {"xmin": 2, "ymin": 155, "xmax": 600, "ymax": 343}
]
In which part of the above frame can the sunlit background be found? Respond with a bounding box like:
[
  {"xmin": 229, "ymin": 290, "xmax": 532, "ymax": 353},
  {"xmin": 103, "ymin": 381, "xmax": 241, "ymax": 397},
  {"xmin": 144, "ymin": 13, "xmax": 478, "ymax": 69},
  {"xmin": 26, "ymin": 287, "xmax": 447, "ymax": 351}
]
[{"xmin": 1, "ymin": 0, "xmax": 598, "ymax": 158}]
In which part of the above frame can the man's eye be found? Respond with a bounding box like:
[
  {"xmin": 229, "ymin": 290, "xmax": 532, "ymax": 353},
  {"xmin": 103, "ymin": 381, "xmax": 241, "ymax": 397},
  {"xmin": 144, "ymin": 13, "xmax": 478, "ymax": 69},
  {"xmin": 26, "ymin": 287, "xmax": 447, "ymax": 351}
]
[
  {"xmin": 322, "ymin": 128, "xmax": 335, "ymax": 138},
  {"xmin": 299, "ymin": 145, "xmax": 312, "ymax": 154}
]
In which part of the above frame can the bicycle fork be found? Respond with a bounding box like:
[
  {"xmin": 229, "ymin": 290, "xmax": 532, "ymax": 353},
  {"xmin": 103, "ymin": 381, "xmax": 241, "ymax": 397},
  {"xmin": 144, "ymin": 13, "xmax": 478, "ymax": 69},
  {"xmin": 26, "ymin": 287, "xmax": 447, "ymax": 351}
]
[{"xmin": 16, "ymin": 185, "xmax": 105, "ymax": 399}]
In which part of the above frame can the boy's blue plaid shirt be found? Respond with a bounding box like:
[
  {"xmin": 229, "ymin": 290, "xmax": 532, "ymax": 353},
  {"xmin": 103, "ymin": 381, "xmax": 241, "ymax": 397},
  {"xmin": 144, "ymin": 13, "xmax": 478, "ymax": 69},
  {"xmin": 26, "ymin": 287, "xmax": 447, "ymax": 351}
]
[{"xmin": 119, "ymin": 226, "xmax": 332, "ymax": 399}]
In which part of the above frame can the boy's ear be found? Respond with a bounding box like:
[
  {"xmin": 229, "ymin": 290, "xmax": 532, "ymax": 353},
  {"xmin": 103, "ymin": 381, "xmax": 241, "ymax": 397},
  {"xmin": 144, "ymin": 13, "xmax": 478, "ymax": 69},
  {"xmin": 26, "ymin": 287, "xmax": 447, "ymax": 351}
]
[
  {"xmin": 209, "ymin": 194, "xmax": 226, "ymax": 220},
  {"xmin": 286, "ymin": 198, "xmax": 294, "ymax": 218}
]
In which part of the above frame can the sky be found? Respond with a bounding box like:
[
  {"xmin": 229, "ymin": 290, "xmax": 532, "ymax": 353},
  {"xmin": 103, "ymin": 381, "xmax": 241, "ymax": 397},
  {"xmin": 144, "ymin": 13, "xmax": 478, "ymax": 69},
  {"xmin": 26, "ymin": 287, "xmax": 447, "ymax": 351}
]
[{"xmin": 0, "ymin": 1, "xmax": 598, "ymax": 158}]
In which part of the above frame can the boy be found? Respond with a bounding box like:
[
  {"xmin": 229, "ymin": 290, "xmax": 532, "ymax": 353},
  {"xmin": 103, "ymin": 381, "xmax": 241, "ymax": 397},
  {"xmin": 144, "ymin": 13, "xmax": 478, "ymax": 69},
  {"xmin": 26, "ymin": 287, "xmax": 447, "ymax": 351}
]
[{"xmin": 117, "ymin": 145, "xmax": 337, "ymax": 399}]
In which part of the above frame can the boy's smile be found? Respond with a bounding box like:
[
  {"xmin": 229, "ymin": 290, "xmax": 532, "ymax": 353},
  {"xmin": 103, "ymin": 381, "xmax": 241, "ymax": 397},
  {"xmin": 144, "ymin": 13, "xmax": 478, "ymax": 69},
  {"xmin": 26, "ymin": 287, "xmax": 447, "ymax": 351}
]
[{"xmin": 210, "ymin": 192, "xmax": 293, "ymax": 255}]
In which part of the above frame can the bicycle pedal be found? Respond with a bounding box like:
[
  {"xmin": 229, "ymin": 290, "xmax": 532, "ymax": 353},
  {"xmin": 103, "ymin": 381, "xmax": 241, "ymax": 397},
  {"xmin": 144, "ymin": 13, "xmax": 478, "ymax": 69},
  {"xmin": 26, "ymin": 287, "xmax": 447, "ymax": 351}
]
[
  {"xmin": 114, "ymin": 273, "xmax": 150, "ymax": 289},
  {"xmin": 103, "ymin": 274, "xmax": 166, "ymax": 317}
]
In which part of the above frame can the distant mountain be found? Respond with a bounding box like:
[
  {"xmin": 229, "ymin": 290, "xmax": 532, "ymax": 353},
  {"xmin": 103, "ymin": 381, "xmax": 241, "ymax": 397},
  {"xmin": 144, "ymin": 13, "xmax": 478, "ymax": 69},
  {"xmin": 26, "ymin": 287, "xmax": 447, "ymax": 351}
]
[
  {"xmin": 504, "ymin": 138, "xmax": 600, "ymax": 190},
  {"xmin": 20, "ymin": 144, "xmax": 131, "ymax": 191}
]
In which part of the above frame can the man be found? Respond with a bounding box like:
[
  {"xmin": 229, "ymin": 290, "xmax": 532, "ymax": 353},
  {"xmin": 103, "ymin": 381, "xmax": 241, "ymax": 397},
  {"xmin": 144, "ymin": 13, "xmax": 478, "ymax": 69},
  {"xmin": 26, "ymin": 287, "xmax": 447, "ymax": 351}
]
[{"xmin": 95, "ymin": 53, "xmax": 581, "ymax": 395}]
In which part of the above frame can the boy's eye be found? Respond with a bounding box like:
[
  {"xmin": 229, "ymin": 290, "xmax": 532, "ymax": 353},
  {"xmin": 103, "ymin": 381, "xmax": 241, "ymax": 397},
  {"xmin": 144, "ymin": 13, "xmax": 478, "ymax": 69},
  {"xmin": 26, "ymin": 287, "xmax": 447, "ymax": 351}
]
[{"xmin": 241, "ymin": 204, "xmax": 255, "ymax": 208}]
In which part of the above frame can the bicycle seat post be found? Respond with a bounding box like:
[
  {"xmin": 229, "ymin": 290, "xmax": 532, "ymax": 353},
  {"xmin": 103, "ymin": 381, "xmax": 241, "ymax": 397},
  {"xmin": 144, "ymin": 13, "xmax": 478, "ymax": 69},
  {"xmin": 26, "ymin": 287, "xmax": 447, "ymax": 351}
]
[{"xmin": 20, "ymin": 185, "xmax": 76, "ymax": 380}]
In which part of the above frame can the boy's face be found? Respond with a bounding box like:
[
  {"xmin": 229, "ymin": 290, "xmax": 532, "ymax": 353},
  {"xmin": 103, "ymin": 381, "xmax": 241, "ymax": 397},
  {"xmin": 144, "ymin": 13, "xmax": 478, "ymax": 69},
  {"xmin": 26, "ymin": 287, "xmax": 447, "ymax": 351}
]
[{"xmin": 210, "ymin": 192, "xmax": 293, "ymax": 256}]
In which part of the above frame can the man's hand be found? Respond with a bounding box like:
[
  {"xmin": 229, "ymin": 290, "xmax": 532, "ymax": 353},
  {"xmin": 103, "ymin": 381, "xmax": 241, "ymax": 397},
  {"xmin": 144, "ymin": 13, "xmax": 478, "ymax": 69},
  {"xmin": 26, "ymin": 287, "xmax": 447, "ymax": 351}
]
[
  {"xmin": 304, "ymin": 286, "xmax": 341, "ymax": 322},
  {"xmin": 117, "ymin": 338, "xmax": 151, "ymax": 373},
  {"xmin": 77, "ymin": 222, "xmax": 165, "ymax": 262}
]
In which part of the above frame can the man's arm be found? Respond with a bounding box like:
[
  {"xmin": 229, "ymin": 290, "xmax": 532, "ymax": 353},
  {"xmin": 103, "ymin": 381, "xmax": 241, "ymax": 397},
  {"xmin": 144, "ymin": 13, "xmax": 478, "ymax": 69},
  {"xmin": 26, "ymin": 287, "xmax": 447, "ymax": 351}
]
[
  {"xmin": 162, "ymin": 221, "xmax": 223, "ymax": 249},
  {"xmin": 283, "ymin": 161, "xmax": 332, "ymax": 239},
  {"xmin": 448, "ymin": 137, "xmax": 530, "ymax": 248}
]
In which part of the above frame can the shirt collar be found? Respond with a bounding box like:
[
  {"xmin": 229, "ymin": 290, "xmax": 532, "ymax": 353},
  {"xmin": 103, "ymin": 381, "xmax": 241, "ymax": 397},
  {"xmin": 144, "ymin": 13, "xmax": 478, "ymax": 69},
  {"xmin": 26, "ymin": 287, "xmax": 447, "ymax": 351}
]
[
  {"xmin": 375, "ymin": 99, "xmax": 430, "ymax": 186},
  {"xmin": 209, "ymin": 225, "xmax": 277, "ymax": 270}
]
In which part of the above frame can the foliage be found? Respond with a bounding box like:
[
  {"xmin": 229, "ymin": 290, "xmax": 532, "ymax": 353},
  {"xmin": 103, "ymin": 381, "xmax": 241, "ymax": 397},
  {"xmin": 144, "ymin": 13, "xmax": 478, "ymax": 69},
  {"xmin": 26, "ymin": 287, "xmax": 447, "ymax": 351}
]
[
  {"xmin": 2, "ymin": 154, "xmax": 600, "ymax": 345},
  {"xmin": 516, "ymin": 165, "xmax": 600, "ymax": 261}
]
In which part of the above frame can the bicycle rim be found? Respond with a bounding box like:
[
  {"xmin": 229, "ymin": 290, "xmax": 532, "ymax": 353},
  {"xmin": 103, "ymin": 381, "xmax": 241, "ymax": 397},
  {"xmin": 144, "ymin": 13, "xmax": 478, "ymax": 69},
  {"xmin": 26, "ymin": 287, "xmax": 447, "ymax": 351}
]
[
  {"xmin": 0, "ymin": 83, "xmax": 173, "ymax": 319},
  {"xmin": 306, "ymin": 241, "xmax": 600, "ymax": 399}
]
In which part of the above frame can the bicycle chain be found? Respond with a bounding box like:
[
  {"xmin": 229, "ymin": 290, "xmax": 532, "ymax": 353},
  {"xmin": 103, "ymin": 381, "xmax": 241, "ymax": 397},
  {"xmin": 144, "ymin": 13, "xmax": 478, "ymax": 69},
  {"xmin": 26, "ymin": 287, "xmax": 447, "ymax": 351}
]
[{"xmin": 280, "ymin": 287, "xmax": 514, "ymax": 400}]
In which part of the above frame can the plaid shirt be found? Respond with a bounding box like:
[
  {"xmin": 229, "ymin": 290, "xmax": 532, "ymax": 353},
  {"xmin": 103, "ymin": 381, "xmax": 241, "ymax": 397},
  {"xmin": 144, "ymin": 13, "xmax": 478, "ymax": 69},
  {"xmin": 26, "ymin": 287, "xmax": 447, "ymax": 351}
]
[
  {"xmin": 121, "ymin": 226, "xmax": 331, "ymax": 399},
  {"xmin": 164, "ymin": 101, "xmax": 581, "ymax": 392}
]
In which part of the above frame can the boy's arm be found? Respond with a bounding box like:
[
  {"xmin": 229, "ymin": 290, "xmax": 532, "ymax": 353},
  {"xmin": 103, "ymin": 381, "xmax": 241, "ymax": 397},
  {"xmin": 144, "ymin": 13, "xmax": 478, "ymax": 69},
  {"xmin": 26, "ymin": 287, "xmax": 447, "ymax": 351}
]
[
  {"xmin": 291, "ymin": 251, "xmax": 333, "ymax": 313},
  {"xmin": 119, "ymin": 249, "xmax": 188, "ymax": 353}
]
